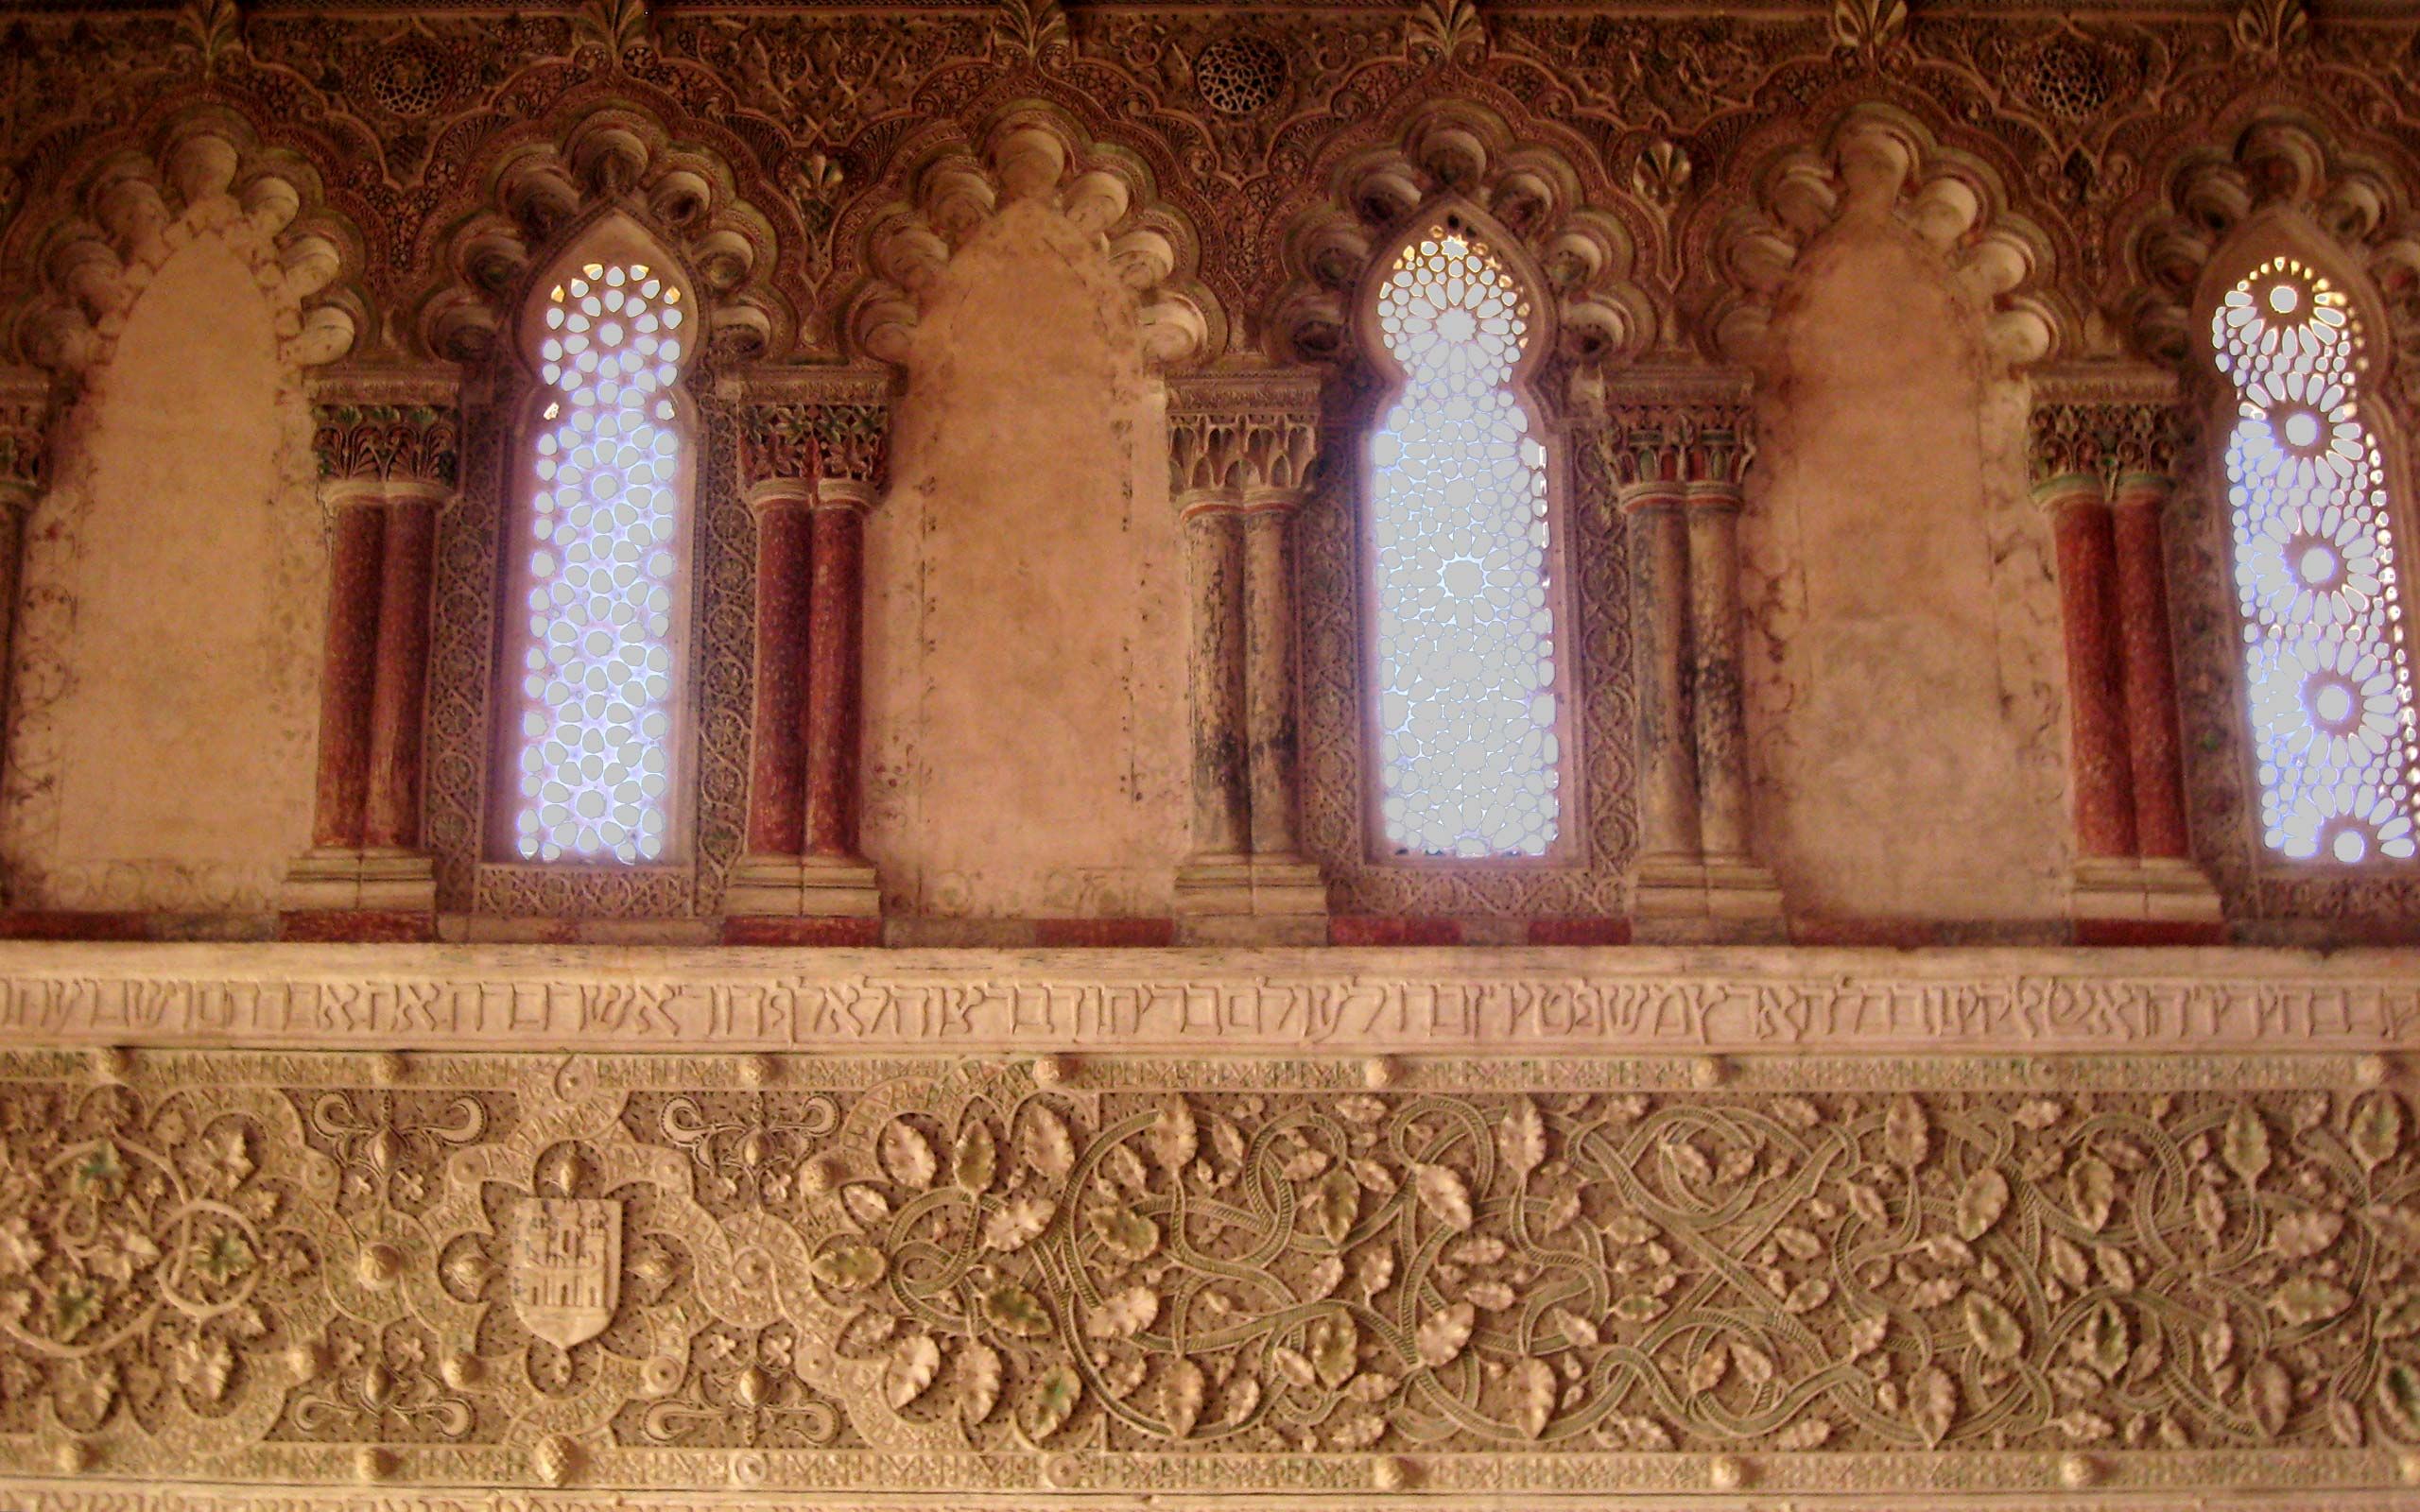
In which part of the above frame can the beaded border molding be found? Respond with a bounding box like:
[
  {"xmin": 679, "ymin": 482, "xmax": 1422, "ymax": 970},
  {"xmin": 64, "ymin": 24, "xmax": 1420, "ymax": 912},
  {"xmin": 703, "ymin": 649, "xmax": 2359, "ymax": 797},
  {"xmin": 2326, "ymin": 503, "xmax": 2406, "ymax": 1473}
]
[{"xmin": 0, "ymin": 948, "xmax": 2412, "ymax": 1503}]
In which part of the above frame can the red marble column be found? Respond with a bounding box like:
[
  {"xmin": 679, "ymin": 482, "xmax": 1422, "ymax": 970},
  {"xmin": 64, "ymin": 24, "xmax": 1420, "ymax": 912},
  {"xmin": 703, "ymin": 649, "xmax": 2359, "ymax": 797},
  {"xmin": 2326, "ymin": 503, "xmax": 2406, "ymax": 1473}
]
[
  {"xmin": 311, "ymin": 495, "xmax": 387, "ymax": 850},
  {"xmin": 804, "ymin": 486, "xmax": 871, "ymax": 860},
  {"xmin": 362, "ymin": 493, "xmax": 437, "ymax": 850},
  {"xmin": 2044, "ymin": 481, "xmax": 2137, "ymax": 859},
  {"xmin": 2111, "ymin": 476, "xmax": 2191, "ymax": 860},
  {"xmin": 747, "ymin": 483, "xmax": 815, "ymax": 857}
]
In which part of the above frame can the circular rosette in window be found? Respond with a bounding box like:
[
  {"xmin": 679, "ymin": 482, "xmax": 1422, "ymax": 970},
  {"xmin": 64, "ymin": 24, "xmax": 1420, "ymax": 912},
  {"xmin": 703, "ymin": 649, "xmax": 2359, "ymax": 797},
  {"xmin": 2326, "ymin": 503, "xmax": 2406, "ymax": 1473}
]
[
  {"xmin": 2224, "ymin": 365, "xmax": 2372, "ymax": 521},
  {"xmin": 2211, "ymin": 257, "xmax": 2354, "ymax": 382},
  {"xmin": 2245, "ymin": 634, "xmax": 2419, "ymax": 860},
  {"xmin": 2232, "ymin": 490, "xmax": 2388, "ymax": 629}
]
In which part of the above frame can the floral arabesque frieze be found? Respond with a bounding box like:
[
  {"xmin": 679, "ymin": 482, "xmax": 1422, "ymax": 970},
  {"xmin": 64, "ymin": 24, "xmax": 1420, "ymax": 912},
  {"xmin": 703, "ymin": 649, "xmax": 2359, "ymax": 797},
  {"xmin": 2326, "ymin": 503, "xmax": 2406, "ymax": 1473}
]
[{"xmin": 0, "ymin": 1052, "xmax": 2415, "ymax": 1495}]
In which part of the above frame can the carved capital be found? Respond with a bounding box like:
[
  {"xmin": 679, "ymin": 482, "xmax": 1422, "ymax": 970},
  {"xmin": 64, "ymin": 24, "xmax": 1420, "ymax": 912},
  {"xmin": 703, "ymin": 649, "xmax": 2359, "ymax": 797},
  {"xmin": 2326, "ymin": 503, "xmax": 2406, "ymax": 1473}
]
[
  {"xmin": 1597, "ymin": 404, "xmax": 1756, "ymax": 491},
  {"xmin": 311, "ymin": 404, "xmax": 460, "ymax": 490},
  {"xmin": 738, "ymin": 403, "xmax": 891, "ymax": 496},
  {"xmin": 2028, "ymin": 401, "xmax": 2182, "ymax": 499},
  {"xmin": 1167, "ymin": 369, "xmax": 1325, "ymax": 507}
]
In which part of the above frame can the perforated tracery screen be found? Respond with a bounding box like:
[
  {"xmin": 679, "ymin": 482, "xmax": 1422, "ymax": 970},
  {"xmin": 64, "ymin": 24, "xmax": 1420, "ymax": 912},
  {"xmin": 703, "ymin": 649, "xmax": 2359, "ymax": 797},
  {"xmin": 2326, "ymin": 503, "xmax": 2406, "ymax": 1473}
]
[
  {"xmin": 1369, "ymin": 230, "xmax": 1561, "ymax": 857},
  {"xmin": 2213, "ymin": 255, "xmax": 2420, "ymax": 863},
  {"xmin": 510, "ymin": 261, "xmax": 688, "ymax": 863}
]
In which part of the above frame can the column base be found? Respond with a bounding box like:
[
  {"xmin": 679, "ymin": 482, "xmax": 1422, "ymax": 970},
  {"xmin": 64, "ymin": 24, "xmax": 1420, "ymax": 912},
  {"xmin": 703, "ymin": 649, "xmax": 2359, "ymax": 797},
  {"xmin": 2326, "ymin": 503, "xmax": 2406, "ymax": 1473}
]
[
  {"xmin": 280, "ymin": 847, "xmax": 437, "ymax": 912},
  {"xmin": 2070, "ymin": 856, "xmax": 2224, "ymax": 942},
  {"xmin": 1631, "ymin": 852, "xmax": 1786, "ymax": 942},
  {"xmin": 723, "ymin": 853, "xmax": 883, "ymax": 918},
  {"xmin": 1175, "ymin": 854, "xmax": 1330, "ymax": 944}
]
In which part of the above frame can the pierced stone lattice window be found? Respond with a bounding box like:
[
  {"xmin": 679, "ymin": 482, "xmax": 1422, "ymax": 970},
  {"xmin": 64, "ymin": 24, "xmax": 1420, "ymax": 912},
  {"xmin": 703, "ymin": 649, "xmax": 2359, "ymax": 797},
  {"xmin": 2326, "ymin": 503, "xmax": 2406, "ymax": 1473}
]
[
  {"xmin": 509, "ymin": 259, "xmax": 693, "ymax": 862},
  {"xmin": 1369, "ymin": 227, "xmax": 1561, "ymax": 857},
  {"xmin": 2212, "ymin": 254, "xmax": 2420, "ymax": 862}
]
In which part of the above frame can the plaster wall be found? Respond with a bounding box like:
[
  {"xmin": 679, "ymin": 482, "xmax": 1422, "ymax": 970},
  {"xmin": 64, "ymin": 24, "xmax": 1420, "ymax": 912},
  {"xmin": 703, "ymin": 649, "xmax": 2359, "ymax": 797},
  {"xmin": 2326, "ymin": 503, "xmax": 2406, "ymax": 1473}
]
[
  {"xmin": 860, "ymin": 198, "xmax": 1186, "ymax": 918},
  {"xmin": 1739, "ymin": 209, "xmax": 2070, "ymax": 921},
  {"xmin": 0, "ymin": 233, "xmax": 319, "ymax": 911}
]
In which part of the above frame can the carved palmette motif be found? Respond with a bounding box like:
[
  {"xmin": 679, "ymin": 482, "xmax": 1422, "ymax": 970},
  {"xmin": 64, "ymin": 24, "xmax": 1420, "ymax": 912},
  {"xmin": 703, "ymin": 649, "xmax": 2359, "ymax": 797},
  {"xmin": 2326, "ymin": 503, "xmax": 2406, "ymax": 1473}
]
[{"xmin": 0, "ymin": 1051, "xmax": 2414, "ymax": 1494}]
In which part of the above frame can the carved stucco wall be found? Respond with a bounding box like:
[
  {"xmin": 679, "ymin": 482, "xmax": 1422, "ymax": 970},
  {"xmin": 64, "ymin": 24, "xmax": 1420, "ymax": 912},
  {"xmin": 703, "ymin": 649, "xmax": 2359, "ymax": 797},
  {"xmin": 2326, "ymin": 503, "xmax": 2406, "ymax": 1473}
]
[
  {"xmin": 865, "ymin": 198, "xmax": 1185, "ymax": 919},
  {"xmin": 0, "ymin": 943, "xmax": 2411, "ymax": 1507},
  {"xmin": 2, "ymin": 231, "xmax": 320, "ymax": 913},
  {"xmin": 1743, "ymin": 209, "xmax": 2069, "ymax": 922}
]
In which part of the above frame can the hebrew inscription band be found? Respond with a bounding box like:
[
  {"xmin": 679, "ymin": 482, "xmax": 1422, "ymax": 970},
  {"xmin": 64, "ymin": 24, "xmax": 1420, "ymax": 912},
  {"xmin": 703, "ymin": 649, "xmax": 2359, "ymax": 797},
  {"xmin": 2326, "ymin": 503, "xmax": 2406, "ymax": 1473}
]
[
  {"xmin": 0, "ymin": 945, "xmax": 2412, "ymax": 1055},
  {"xmin": 0, "ymin": 1046, "xmax": 2411, "ymax": 1503}
]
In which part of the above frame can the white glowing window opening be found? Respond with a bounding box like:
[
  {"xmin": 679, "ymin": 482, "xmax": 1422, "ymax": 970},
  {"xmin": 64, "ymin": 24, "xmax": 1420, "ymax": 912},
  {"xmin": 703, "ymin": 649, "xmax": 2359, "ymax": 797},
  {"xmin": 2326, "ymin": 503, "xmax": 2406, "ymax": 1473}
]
[
  {"xmin": 2213, "ymin": 255, "xmax": 2420, "ymax": 863},
  {"xmin": 1370, "ymin": 231, "xmax": 1560, "ymax": 857},
  {"xmin": 512, "ymin": 261, "xmax": 688, "ymax": 862}
]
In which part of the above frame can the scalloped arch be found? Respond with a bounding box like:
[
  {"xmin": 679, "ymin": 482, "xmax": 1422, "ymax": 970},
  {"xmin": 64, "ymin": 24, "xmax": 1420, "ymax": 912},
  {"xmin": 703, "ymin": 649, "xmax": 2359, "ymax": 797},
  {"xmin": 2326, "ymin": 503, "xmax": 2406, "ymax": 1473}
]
[
  {"xmin": 2119, "ymin": 111, "xmax": 2420, "ymax": 377},
  {"xmin": 412, "ymin": 100, "xmax": 795, "ymax": 367},
  {"xmin": 835, "ymin": 103, "xmax": 1222, "ymax": 371},
  {"xmin": 1, "ymin": 108, "xmax": 367, "ymax": 380},
  {"xmin": 1695, "ymin": 102, "xmax": 2069, "ymax": 371},
  {"xmin": 1266, "ymin": 100, "xmax": 1654, "ymax": 385}
]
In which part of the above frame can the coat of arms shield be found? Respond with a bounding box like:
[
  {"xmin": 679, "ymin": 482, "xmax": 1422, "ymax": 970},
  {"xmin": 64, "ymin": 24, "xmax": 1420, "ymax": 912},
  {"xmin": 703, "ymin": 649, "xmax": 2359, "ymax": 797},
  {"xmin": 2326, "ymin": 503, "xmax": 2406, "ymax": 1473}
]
[{"xmin": 509, "ymin": 1196, "xmax": 621, "ymax": 1348}]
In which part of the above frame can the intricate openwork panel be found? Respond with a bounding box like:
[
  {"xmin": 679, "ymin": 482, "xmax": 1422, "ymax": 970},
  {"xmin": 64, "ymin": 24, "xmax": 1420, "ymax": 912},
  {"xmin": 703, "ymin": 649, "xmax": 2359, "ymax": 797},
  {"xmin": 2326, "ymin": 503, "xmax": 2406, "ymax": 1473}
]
[
  {"xmin": 1369, "ymin": 231, "xmax": 1560, "ymax": 858},
  {"xmin": 2211, "ymin": 257, "xmax": 2419, "ymax": 865},
  {"xmin": 510, "ymin": 262, "xmax": 693, "ymax": 864}
]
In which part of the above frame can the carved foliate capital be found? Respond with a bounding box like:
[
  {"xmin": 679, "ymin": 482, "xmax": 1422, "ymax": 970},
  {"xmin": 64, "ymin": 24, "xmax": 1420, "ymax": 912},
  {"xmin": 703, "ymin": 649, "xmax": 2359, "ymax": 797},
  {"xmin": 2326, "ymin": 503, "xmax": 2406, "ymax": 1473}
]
[
  {"xmin": 0, "ymin": 398, "xmax": 45, "ymax": 496},
  {"xmin": 1596, "ymin": 404, "xmax": 1756, "ymax": 490},
  {"xmin": 311, "ymin": 404, "xmax": 460, "ymax": 490},
  {"xmin": 738, "ymin": 403, "xmax": 891, "ymax": 495},
  {"xmin": 2028, "ymin": 401, "xmax": 2182, "ymax": 501},
  {"xmin": 1167, "ymin": 369, "xmax": 1324, "ymax": 507}
]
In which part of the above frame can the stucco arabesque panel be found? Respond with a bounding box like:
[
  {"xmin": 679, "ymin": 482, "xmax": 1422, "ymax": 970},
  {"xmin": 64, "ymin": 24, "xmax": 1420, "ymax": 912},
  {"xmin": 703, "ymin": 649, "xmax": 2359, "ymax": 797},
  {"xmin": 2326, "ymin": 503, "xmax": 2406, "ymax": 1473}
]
[{"xmin": 0, "ymin": 943, "xmax": 2414, "ymax": 1501}]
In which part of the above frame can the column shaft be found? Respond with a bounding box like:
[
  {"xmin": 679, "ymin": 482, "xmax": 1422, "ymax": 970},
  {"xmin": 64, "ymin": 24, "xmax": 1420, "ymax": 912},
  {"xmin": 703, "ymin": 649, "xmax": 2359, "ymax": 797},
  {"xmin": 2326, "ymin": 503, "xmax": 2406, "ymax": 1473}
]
[
  {"xmin": 1685, "ymin": 485, "xmax": 1749, "ymax": 859},
  {"xmin": 2048, "ymin": 491, "xmax": 2138, "ymax": 859},
  {"xmin": 362, "ymin": 497, "xmax": 435, "ymax": 850},
  {"xmin": 1625, "ymin": 487, "xmax": 1701, "ymax": 860},
  {"xmin": 747, "ymin": 495, "xmax": 814, "ymax": 856},
  {"xmin": 1243, "ymin": 504, "xmax": 1303, "ymax": 858},
  {"xmin": 1185, "ymin": 504, "xmax": 1251, "ymax": 857},
  {"xmin": 804, "ymin": 502, "xmax": 867, "ymax": 860},
  {"xmin": 311, "ymin": 503, "xmax": 386, "ymax": 850},
  {"xmin": 2112, "ymin": 484, "xmax": 2191, "ymax": 859}
]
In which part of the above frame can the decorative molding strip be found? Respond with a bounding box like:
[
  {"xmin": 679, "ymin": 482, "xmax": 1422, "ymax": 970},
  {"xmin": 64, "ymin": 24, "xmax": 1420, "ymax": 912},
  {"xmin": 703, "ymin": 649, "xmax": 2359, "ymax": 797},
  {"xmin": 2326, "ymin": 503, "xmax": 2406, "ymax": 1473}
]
[
  {"xmin": 0, "ymin": 1047, "xmax": 2411, "ymax": 1498},
  {"xmin": 0, "ymin": 944, "xmax": 2412, "ymax": 1055}
]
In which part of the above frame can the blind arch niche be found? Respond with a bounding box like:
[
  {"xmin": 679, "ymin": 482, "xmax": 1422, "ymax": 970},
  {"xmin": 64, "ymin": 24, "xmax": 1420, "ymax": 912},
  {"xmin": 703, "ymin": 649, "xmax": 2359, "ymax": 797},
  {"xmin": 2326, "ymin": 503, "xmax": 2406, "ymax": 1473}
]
[
  {"xmin": 1357, "ymin": 204, "xmax": 1572, "ymax": 860},
  {"xmin": 2201, "ymin": 215, "xmax": 2420, "ymax": 866},
  {"xmin": 499, "ymin": 215, "xmax": 700, "ymax": 866}
]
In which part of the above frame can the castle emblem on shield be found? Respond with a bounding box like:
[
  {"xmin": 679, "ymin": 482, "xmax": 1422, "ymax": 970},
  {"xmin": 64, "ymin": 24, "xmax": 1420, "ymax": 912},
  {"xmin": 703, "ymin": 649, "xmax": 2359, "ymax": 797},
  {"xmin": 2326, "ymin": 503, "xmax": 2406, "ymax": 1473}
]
[{"xmin": 509, "ymin": 1197, "xmax": 621, "ymax": 1347}]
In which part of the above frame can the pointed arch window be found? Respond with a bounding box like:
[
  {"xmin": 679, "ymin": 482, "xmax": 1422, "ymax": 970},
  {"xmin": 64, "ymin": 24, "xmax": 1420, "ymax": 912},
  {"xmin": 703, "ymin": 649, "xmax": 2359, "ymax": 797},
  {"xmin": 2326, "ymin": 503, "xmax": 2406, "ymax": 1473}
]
[
  {"xmin": 504, "ymin": 232, "xmax": 697, "ymax": 863},
  {"xmin": 1365, "ymin": 215, "xmax": 1564, "ymax": 857},
  {"xmin": 2211, "ymin": 252, "xmax": 2420, "ymax": 862}
]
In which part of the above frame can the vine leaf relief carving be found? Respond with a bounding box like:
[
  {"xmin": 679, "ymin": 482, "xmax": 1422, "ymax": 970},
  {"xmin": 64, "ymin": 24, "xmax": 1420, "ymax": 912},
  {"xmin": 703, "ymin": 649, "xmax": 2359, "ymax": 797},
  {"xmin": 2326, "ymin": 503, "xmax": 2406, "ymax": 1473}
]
[{"xmin": 0, "ymin": 1053, "xmax": 2413, "ymax": 1495}]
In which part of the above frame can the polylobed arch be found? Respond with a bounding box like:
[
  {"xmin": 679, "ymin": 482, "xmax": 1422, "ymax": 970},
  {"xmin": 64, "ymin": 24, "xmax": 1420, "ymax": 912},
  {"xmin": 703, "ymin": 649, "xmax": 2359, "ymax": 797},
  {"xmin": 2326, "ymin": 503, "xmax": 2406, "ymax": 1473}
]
[
  {"xmin": 2121, "ymin": 111, "xmax": 2420, "ymax": 380},
  {"xmin": 3, "ymin": 109, "xmax": 365, "ymax": 382},
  {"xmin": 1265, "ymin": 99, "xmax": 1655, "ymax": 408},
  {"xmin": 839, "ymin": 106, "xmax": 1219, "ymax": 370},
  {"xmin": 415, "ymin": 101, "xmax": 794, "ymax": 367},
  {"xmin": 1697, "ymin": 102, "xmax": 2067, "ymax": 371}
]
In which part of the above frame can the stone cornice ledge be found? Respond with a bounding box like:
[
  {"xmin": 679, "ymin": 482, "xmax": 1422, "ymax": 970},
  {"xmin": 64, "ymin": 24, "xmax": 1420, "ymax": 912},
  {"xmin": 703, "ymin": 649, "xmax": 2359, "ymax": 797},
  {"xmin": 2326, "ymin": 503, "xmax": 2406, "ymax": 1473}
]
[{"xmin": 0, "ymin": 942, "xmax": 2410, "ymax": 1056}]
